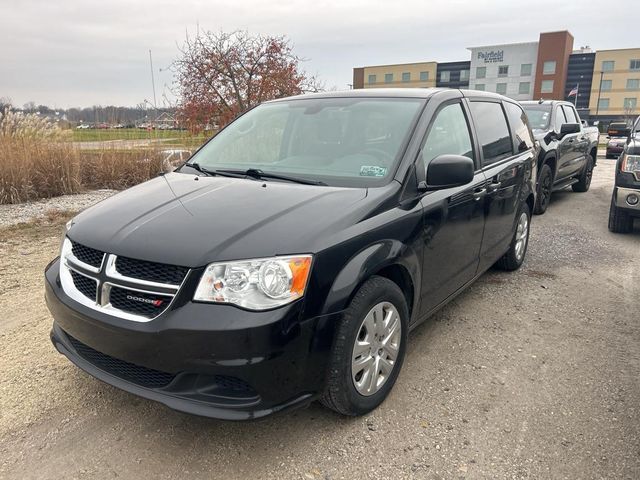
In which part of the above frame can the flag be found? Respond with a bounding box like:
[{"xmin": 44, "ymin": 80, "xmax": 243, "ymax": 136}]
[{"xmin": 568, "ymin": 85, "xmax": 578, "ymax": 97}]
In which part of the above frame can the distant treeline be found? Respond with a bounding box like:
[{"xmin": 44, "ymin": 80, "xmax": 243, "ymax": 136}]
[{"xmin": 1, "ymin": 99, "xmax": 175, "ymax": 126}]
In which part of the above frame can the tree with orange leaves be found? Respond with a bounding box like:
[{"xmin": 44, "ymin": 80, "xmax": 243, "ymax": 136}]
[{"xmin": 175, "ymin": 30, "xmax": 322, "ymax": 132}]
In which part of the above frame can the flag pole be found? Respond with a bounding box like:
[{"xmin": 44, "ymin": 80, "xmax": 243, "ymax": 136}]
[{"xmin": 574, "ymin": 84, "xmax": 579, "ymax": 107}]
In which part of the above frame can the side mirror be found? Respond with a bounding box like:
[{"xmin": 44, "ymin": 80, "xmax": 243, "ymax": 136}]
[
  {"xmin": 559, "ymin": 123, "xmax": 580, "ymax": 139},
  {"xmin": 424, "ymin": 154, "xmax": 474, "ymax": 191}
]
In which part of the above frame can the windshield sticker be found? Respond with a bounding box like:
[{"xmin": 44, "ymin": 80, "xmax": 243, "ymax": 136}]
[{"xmin": 360, "ymin": 165, "xmax": 387, "ymax": 177}]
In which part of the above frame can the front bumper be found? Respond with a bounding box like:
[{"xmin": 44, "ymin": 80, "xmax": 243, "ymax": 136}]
[
  {"xmin": 614, "ymin": 186, "xmax": 640, "ymax": 216},
  {"xmin": 45, "ymin": 258, "xmax": 341, "ymax": 420}
]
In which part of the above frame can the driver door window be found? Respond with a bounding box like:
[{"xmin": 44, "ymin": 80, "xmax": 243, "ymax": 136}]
[
  {"xmin": 421, "ymin": 103, "xmax": 474, "ymax": 171},
  {"xmin": 554, "ymin": 106, "xmax": 568, "ymax": 132}
]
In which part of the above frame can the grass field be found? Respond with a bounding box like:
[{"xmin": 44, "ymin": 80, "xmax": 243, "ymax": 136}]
[{"xmin": 72, "ymin": 128, "xmax": 210, "ymax": 143}]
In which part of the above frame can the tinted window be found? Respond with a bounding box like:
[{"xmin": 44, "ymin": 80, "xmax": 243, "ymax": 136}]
[
  {"xmin": 469, "ymin": 101, "xmax": 513, "ymax": 166},
  {"xmin": 562, "ymin": 105, "xmax": 578, "ymax": 124},
  {"xmin": 504, "ymin": 102, "xmax": 534, "ymax": 153},
  {"xmin": 554, "ymin": 106, "xmax": 567, "ymax": 132},
  {"xmin": 421, "ymin": 103, "xmax": 474, "ymax": 168}
]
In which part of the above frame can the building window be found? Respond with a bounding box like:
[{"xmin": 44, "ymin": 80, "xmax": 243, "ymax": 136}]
[
  {"xmin": 602, "ymin": 61, "xmax": 615, "ymax": 72},
  {"xmin": 598, "ymin": 98, "xmax": 610, "ymax": 110},
  {"xmin": 384, "ymin": 73, "xmax": 393, "ymax": 83},
  {"xmin": 475, "ymin": 84, "xmax": 485, "ymax": 91},
  {"xmin": 627, "ymin": 79, "xmax": 640, "ymax": 90},
  {"xmin": 460, "ymin": 70, "xmax": 469, "ymax": 81},
  {"xmin": 420, "ymin": 71, "xmax": 429, "ymax": 81},
  {"xmin": 496, "ymin": 83, "xmax": 507, "ymax": 95},
  {"xmin": 624, "ymin": 98, "xmax": 638, "ymax": 111},
  {"xmin": 498, "ymin": 65, "xmax": 509, "ymax": 77},
  {"xmin": 541, "ymin": 80, "xmax": 554, "ymax": 93},
  {"xmin": 631, "ymin": 60, "xmax": 640, "ymax": 71},
  {"xmin": 519, "ymin": 82, "xmax": 530, "ymax": 94},
  {"xmin": 521, "ymin": 63, "xmax": 532, "ymax": 76},
  {"xmin": 476, "ymin": 67, "xmax": 486, "ymax": 79},
  {"xmin": 440, "ymin": 71, "xmax": 450, "ymax": 83},
  {"xmin": 543, "ymin": 61, "xmax": 556, "ymax": 75},
  {"xmin": 368, "ymin": 74, "xmax": 376, "ymax": 84},
  {"xmin": 402, "ymin": 72, "xmax": 411, "ymax": 82},
  {"xmin": 601, "ymin": 79, "xmax": 612, "ymax": 91}
]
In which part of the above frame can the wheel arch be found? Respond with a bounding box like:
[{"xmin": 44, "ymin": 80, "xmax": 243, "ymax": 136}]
[
  {"xmin": 320, "ymin": 241, "xmax": 420, "ymax": 321},
  {"xmin": 540, "ymin": 153, "xmax": 557, "ymax": 181}
]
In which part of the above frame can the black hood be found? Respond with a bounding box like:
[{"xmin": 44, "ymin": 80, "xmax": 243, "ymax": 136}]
[{"xmin": 68, "ymin": 173, "xmax": 374, "ymax": 267}]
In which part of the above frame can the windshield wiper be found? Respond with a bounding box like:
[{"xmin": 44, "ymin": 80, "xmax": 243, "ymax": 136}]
[
  {"xmin": 182, "ymin": 163, "xmax": 244, "ymax": 178},
  {"xmin": 215, "ymin": 168, "xmax": 327, "ymax": 186}
]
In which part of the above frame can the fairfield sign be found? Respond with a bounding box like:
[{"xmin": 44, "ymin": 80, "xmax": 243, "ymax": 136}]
[{"xmin": 477, "ymin": 50, "xmax": 504, "ymax": 63}]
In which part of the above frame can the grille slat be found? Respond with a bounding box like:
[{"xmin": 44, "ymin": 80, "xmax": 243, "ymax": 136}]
[
  {"xmin": 70, "ymin": 270, "xmax": 97, "ymax": 301},
  {"xmin": 115, "ymin": 256, "xmax": 188, "ymax": 285},
  {"xmin": 109, "ymin": 286, "xmax": 173, "ymax": 318},
  {"xmin": 67, "ymin": 334, "xmax": 175, "ymax": 388},
  {"xmin": 70, "ymin": 241, "xmax": 104, "ymax": 269}
]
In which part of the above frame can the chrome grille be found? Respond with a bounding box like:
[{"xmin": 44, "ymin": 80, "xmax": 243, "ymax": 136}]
[
  {"xmin": 70, "ymin": 240, "xmax": 105, "ymax": 269},
  {"xmin": 60, "ymin": 238, "xmax": 188, "ymax": 322},
  {"xmin": 109, "ymin": 286, "xmax": 173, "ymax": 319},
  {"xmin": 115, "ymin": 256, "xmax": 189, "ymax": 285},
  {"xmin": 70, "ymin": 270, "xmax": 98, "ymax": 301}
]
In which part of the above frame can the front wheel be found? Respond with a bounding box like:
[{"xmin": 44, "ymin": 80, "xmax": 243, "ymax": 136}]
[
  {"xmin": 495, "ymin": 203, "xmax": 531, "ymax": 271},
  {"xmin": 321, "ymin": 276, "xmax": 409, "ymax": 416},
  {"xmin": 572, "ymin": 155, "xmax": 594, "ymax": 192},
  {"xmin": 534, "ymin": 164, "xmax": 553, "ymax": 214},
  {"xmin": 608, "ymin": 191, "xmax": 633, "ymax": 233}
]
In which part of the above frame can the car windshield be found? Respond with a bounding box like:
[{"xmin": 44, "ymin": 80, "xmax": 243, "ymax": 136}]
[
  {"xmin": 183, "ymin": 97, "xmax": 425, "ymax": 187},
  {"xmin": 522, "ymin": 105, "xmax": 551, "ymax": 130}
]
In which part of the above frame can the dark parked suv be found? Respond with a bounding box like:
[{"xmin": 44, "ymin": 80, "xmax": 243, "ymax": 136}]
[
  {"xmin": 609, "ymin": 116, "xmax": 640, "ymax": 233},
  {"xmin": 45, "ymin": 89, "xmax": 536, "ymax": 420}
]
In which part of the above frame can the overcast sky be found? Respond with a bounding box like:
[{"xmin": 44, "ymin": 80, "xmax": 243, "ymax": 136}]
[{"xmin": 1, "ymin": 0, "xmax": 637, "ymax": 108}]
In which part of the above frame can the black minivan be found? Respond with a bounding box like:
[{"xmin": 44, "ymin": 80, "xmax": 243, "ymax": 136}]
[{"xmin": 45, "ymin": 89, "xmax": 536, "ymax": 420}]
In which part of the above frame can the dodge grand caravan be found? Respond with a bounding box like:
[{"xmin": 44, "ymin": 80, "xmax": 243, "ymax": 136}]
[{"xmin": 45, "ymin": 89, "xmax": 536, "ymax": 420}]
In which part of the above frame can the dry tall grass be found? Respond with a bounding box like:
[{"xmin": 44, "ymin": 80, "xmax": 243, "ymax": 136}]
[
  {"xmin": 1, "ymin": 109, "xmax": 81, "ymax": 204},
  {"xmin": 0, "ymin": 109, "xmax": 165, "ymax": 204}
]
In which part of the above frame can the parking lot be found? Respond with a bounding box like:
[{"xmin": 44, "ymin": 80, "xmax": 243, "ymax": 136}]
[{"xmin": 0, "ymin": 156, "xmax": 638, "ymax": 479}]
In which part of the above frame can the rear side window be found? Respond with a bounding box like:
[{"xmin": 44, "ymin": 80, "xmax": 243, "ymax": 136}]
[
  {"xmin": 504, "ymin": 102, "xmax": 534, "ymax": 153},
  {"xmin": 562, "ymin": 105, "xmax": 578, "ymax": 124},
  {"xmin": 421, "ymin": 103, "xmax": 474, "ymax": 167},
  {"xmin": 469, "ymin": 101, "xmax": 513, "ymax": 166}
]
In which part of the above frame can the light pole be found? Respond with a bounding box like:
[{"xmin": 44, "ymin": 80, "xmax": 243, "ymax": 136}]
[{"xmin": 595, "ymin": 70, "xmax": 604, "ymax": 117}]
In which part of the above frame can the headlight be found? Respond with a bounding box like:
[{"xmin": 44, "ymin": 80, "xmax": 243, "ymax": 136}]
[
  {"xmin": 194, "ymin": 255, "xmax": 312, "ymax": 310},
  {"xmin": 621, "ymin": 154, "xmax": 640, "ymax": 174},
  {"xmin": 60, "ymin": 218, "xmax": 75, "ymax": 252}
]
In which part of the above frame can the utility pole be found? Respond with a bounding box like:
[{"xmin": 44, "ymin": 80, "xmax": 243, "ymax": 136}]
[
  {"xmin": 149, "ymin": 49, "xmax": 157, "ymax": 110},
  {"xmin": 595, "ymin": 70, "xmax": 604, "ymax": 117}
]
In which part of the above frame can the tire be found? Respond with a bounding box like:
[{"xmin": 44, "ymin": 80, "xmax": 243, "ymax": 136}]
[
  {"xmin": 534, "ymin": 163, "xmax": 553, "ymax": 215},
  {"xmin": 572, "ymin": 154, "xmax": 594, "ymax": 192},
  {"xmin": 608, "ymin": 191, "xmax": 633, "ymax": 233},
  {"xmin": 495, "ymin": 202, "xmax": 531, "ymax": 271},
  {"xmin": 320, "ymin": 276, "xmax": 409, "ymax": 416}
]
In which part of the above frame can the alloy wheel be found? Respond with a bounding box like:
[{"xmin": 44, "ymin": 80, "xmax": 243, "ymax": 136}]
[
  {"xmin": 351, "ymin": 302, "xmax": 402, "ymax": 396},
  {"xmin": 514, "ymin": 212, "xmax": 529, "ymax": 261}
]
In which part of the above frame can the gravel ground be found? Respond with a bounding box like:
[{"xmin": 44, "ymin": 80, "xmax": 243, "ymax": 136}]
[
  {"xmin": 0, "ymin": 190, "xmax": 116, "ymax": 228},
  {"xmin": 0, "ymin": 158, "xmax": 638, "ymax": 480}
]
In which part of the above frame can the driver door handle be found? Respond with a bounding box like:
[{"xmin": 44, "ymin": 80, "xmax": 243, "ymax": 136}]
[
  {"xmin": 487, "ymin": 181, "xmax": 501, "ymax": 193},
  {"xmin": 473, "ymin": 187, "xmax": 487, "ymax": 201}
]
